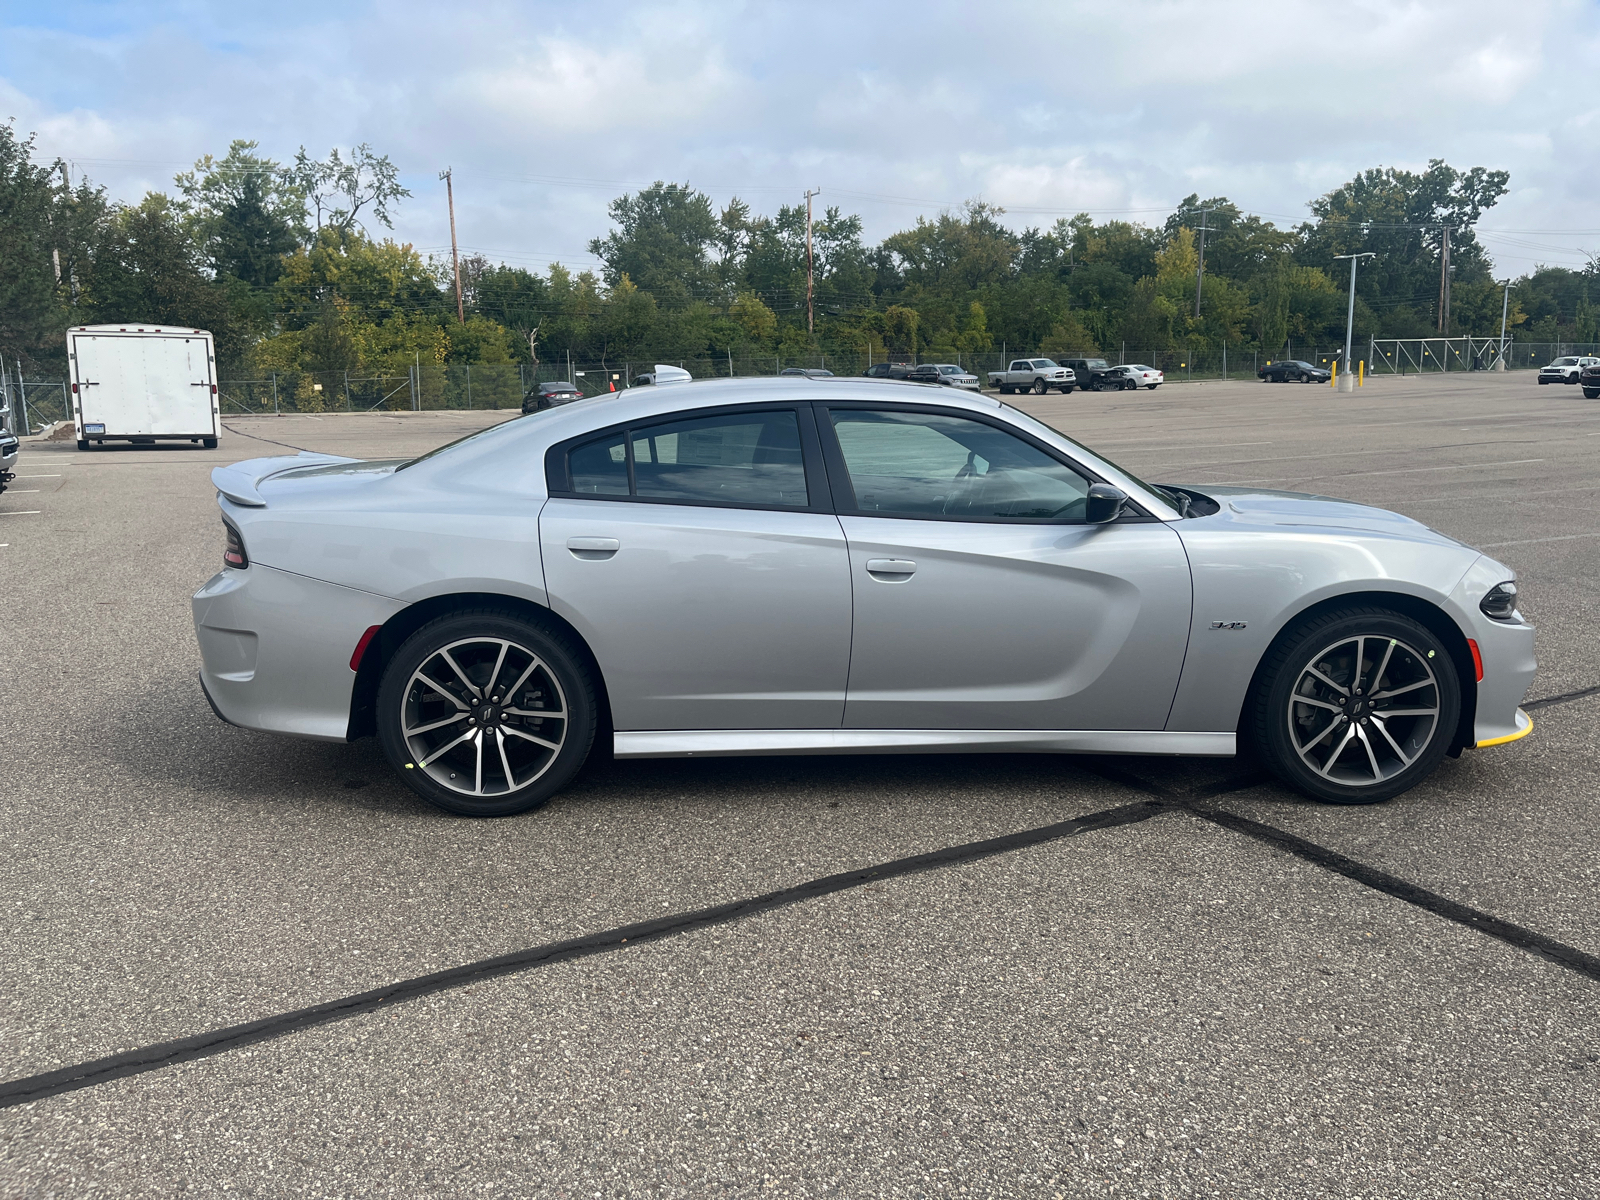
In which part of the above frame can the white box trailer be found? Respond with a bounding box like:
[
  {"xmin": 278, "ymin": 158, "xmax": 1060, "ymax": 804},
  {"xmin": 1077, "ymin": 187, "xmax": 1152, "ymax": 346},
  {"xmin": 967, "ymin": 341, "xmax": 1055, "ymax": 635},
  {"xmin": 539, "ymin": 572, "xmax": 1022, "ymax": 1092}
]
[{"xmin": 67, "ymin": 324, "xmax": 220, "ymax": 450}]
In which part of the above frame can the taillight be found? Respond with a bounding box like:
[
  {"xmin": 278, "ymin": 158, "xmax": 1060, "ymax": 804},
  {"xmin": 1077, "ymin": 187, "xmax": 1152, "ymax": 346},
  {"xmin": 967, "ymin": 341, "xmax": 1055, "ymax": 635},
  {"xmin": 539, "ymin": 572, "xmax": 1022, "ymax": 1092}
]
[{"xmin": 223, "ymin": 519, "xmax": 249, "ymax": 569}]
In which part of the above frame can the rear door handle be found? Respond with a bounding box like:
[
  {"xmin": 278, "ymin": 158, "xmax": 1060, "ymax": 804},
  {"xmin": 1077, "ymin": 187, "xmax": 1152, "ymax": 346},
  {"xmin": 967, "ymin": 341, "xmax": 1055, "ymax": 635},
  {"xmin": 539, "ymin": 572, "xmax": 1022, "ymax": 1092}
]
[
  {"xmin": 567, "ymin": 536, "xmax": 620, "ymax": 560},
  {"xmin": 865, "ymin": 558, "xmax": 916, "ymax": 580}
]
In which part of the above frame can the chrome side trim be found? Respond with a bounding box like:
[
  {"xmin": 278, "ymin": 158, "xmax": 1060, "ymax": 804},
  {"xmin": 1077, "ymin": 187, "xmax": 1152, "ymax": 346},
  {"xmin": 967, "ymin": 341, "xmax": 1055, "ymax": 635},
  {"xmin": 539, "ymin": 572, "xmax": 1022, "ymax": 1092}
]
[{"xmin": 612, "ymin": 729, "xmax": 1235, "ymax": 759}]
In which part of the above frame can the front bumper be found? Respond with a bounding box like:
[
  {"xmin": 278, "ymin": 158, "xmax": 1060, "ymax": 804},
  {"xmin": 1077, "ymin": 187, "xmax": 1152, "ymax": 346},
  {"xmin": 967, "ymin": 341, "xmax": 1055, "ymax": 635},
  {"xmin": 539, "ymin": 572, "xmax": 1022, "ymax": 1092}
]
[
  {"xmin": 1451, "ymin": 555, "xmax": 1537, "ymax": 749},
  {"xmin": 193, "ymin": 564, "xmax": 404, "ymax": 741}
]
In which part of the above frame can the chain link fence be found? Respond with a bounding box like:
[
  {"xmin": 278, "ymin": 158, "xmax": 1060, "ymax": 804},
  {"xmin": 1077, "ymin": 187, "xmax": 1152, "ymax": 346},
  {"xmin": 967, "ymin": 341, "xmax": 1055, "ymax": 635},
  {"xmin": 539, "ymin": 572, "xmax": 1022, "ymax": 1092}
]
[{"xmin": 8, "ymin": 337, "xmax": 1594, "ymax": 434}]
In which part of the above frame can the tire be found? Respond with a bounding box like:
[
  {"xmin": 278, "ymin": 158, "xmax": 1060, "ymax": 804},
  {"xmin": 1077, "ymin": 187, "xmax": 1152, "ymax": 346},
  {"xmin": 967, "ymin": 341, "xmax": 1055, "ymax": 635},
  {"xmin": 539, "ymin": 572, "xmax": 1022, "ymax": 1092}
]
[
  {"xmin": 1059, "ymin": 386, "xmax": 1075, "ymax": 394},
  {"xmin": 376, "ymin": 609, "xmax": 597, "ymax": 817},
  {"xmin": 1146, "ymin": 384, "xmax": 1160, "ymax": 390},
  {"xmin": 1031, "ymin": 377, "xmax": 1048, "ymax": 395},
  {"xmin": 1122, "ymin": 380, "xmax": 1136, "ymax": 391},
  {"xmin": 1584, "ymin": 389, "xmax": 1599, "ymax": 399},
  {"xmin": 1566, "ymin": 375, "xmax": 1579, "ymax": 384},
  {"xmin": 1537, "ymin": 377, "xmax": 1548, "ymax": 384},
  {"xmin": 1250, "ymin": 607, "xmax": 1461, "ymax": 805},
  {"xmin": 998, "ymin": 384, "xmax": 1013, "ymax": 395},
  {"xmin": 77, "ymin": 439, "xmax": 90, "ymax": 451},
  {"xmin": 202, "ymin": 437, "xmax": 218, "ymax": 449}
]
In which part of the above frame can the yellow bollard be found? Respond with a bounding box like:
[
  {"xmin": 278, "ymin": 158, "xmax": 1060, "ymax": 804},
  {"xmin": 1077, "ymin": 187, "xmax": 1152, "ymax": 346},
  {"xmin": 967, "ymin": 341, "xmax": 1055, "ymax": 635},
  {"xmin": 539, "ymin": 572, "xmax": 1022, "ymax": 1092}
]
[
  {"xmin": 1330, "ymin": 360, "xmax": 1337, "ymax": 388},
  {"xmin": 1359, "ymin": 360, "xmax": 1365, "ymax": 387}
]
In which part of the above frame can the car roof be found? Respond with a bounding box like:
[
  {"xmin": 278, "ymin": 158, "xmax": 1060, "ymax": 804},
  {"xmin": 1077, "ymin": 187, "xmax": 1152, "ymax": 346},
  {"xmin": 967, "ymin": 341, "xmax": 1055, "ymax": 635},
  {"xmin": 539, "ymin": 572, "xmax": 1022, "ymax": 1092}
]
[{"xmin": 409, "ymin": 377, "xmax": 1183, "ymax": 522}]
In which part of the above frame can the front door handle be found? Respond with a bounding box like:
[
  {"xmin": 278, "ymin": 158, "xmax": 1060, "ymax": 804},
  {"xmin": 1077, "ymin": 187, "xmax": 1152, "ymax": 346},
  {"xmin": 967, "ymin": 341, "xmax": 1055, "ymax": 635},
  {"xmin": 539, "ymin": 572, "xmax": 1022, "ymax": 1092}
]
[
  {"xmin": 567, "ymin": 536, "xmax": 620, "ymax": 560},
  {"xmin": 865, "ymin": 558, "xmax": 916, "ymax": 581}
]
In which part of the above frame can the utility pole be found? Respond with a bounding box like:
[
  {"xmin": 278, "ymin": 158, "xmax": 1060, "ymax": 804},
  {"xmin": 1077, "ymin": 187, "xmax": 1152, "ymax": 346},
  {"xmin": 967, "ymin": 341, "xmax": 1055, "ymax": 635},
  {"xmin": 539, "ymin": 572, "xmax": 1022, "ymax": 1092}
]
[
  {"xmin": 804, "ymin": 188, "xmax": 821, "ymax": 335},
  {"xmin": 1496, "ymin": 279, "xmax": 1512, "ymax": 371},
  {"xmin": 441, "ymin": 168, "xmax": 465, "ymax": 324},
  {"xmin": 1192, "ymin": 206, "xmax": 1217, "ymax": 319},
  {"xmin": 1437, "ymin": 225, "xmax": 1452, "ymax": 335},
  {"xmin": 1333, "ymin": 252, "xmax": 1376, "ymax": 392}
]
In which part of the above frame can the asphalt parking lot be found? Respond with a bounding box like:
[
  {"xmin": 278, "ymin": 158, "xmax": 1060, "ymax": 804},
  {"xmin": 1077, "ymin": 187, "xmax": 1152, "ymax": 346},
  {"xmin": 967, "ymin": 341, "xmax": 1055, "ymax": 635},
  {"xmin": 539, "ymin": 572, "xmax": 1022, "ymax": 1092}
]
[{"xmin": 2, "ymin": 372, "xmax": 1597, "ymax": 1198}]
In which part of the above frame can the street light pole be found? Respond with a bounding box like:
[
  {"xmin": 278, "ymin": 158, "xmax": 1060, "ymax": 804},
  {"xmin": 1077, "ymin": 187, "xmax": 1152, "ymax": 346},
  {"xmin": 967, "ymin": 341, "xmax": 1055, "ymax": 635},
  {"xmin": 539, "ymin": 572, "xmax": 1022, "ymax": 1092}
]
[
  {"xmin": 1333, "ymin": 252, "xmax": 1375, "ymax": 394},
  {"xmin": 804, "ymin": 188, "xmax": 821, "ymax": 336},
  {"xmin": 1496, "ymin": 279, "xmax": 1512, "ymax": 371}
]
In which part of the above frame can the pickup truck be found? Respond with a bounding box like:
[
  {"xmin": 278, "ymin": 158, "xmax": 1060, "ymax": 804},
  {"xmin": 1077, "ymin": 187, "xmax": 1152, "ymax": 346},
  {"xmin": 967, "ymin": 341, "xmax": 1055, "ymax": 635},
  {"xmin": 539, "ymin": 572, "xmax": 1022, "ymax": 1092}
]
[{"xmin": 987, "ymin": 358, "xmax": 1076, "ymax": 394}]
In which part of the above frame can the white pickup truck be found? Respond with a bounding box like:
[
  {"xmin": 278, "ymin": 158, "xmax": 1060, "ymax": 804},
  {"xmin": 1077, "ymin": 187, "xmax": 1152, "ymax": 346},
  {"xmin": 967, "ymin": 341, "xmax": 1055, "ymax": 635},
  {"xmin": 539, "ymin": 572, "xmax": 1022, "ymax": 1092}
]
[{"xmin": 987, "ymin": 358, "xmax": 1076, "ymax": 394}]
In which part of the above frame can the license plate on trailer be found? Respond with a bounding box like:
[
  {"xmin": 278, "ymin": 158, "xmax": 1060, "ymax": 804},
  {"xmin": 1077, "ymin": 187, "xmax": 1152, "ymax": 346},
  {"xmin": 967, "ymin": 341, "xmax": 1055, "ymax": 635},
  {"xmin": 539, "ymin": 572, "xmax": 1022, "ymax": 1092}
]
[{"xmin": 84, "ymin": 424, "xmax": 106, "ymax": 434}]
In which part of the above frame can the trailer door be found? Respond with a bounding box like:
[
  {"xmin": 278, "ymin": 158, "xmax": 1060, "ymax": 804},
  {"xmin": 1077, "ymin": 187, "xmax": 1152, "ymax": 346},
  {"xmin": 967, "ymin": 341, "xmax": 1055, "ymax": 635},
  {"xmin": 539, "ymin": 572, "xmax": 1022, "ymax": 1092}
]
[{"xmin": 75, "ymin": 333, "xmax": 215, "ymax": 436}]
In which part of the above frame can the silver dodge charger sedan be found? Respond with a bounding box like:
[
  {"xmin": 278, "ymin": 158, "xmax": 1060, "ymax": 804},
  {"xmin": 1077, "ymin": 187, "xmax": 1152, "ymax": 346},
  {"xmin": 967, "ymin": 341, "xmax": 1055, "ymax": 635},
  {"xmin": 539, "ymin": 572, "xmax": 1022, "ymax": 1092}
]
[{"xmin": 193, "ymin": 379, "xmax": 1535, "ymax": 817}]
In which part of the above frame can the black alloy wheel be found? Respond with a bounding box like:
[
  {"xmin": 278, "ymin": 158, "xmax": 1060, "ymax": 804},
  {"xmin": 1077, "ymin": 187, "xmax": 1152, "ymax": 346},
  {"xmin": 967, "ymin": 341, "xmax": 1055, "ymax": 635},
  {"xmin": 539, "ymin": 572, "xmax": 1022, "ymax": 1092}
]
[
  {"xmin": 377, "ymin": 609, "xmax": 597, "ymax": 817},
  {"xmin": 1251, "ymin": 607, "xmax": 1461, "ymax": 805}
]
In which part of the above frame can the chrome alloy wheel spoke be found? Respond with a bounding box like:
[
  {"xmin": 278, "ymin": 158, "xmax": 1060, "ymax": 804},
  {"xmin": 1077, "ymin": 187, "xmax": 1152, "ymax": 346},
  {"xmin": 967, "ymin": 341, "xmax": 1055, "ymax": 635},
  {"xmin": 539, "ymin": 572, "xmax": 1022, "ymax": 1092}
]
[
  {"xmin": 1372, "ymin": 678, "xmax": 1432, "ymax": 701},
  {"xmin": 1290, "ymin": 695, "xmax": 1343, "ymax": 714},
  {"xmin": 506, "ymin": 704, "xmax": 566, "ymax": 720},
  {"xmin": 495, "ymin": 728, "xmax": 516, "ymax": 791},
  {"xmin": 420, "ymin": 726, "xmax": 477, "ymax": 767},
  {"xmin": 415, "ymin": 674, "xmax": 468, "ymax": 710},
  {"xmin": 439, "ymin": 649, "xmax": 482, "ymax": 698},
  {"xmin": 1304, "ymin": 664, "xmax": 1350, "ymax": 696},
  {"xmin": 1368, "ymin": 715, "xmax": 1415, "ymax": 767},
  {"xmin": 1352, "ymin": 721, "xmax": 1383, "ymax": 780},
  {"xmin": 473, "ymin": 730, "xmax": 484, "ymax": 794},
  {"xmin": 502, "ymin": 726, "xmax": 562, "ymax": 752},
  {"xmin": 405, "ymin": 713, "xmax": 468, "ymax": 737},
  {"xmin": 1314, "ymin": 722, "xmax": 1359, "ymax": 777}
]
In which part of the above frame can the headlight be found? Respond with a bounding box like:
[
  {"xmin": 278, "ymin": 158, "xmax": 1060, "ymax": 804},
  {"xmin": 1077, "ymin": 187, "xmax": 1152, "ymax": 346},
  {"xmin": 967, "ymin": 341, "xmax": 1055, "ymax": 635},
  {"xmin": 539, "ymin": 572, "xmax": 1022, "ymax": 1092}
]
[{"xmin": 1480, "ymin": 581, "xmax": 1518, "ymax": 620}]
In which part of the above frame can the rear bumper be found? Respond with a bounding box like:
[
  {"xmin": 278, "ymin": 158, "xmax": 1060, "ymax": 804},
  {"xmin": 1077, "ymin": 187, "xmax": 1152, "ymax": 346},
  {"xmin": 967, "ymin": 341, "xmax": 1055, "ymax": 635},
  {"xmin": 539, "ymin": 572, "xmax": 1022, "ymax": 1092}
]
[{"xmin": 192, "ymin": 564, "xmax": 404, "ymax": 741}]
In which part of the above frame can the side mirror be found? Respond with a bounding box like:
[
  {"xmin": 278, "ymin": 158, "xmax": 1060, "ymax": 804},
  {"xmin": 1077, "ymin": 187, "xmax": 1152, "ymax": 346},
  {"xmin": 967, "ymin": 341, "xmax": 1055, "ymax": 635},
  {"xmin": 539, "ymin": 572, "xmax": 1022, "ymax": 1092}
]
[{"xmin": 1085, "ymin": 483, "xmax": 1128, "ymax": 525}]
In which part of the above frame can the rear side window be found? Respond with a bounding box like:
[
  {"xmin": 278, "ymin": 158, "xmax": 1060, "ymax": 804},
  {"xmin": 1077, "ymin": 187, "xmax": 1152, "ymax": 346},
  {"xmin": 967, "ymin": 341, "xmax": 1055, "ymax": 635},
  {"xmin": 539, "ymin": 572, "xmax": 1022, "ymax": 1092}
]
[
  {"xmin": 561, "ymin": 409, "xmax": 808, "ymax": 509},
  {"xmin": 1010, "ymin": 361, "xmax": 1029, "ymax": 371}
]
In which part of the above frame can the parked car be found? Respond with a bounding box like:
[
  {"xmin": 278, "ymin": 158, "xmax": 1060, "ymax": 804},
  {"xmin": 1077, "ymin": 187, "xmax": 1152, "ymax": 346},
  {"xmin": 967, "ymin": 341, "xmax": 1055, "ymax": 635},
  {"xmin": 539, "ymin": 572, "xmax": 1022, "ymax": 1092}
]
[
  {"xmin": 194, "ymin": 377, "xmax": 1535, "ymax": 818},
  {"xmin": 1115, "ymin": 364, "xmax": 1164, "ymax": 390},
  {"xmin": 903, "ymin": 363, "xmax": 982, "ymax": 392},
  {"xmin": 863, "ymin": 362, "xmax": 914, "ymax": 379},
  {"xmin": 630, "ymin": 365, "xmax": 693, "ymax": 387},
  {"xmin": 781, "ymin": 367, "xmax": 835, "ymax": 378},
  {"xmin": 0, "ymin": 423, "xmax": 17, "ymax": 492},
  {"xmin": 523, "ymin": 382, "xmax": 584, "ymax": 414},
  {"xmin": 1580, "ymin": 361, "xmax": 1600, "ymax": 399},
  {"xmin": 1259, "ymin": 360, "xmax": 1331, "ymax": 384},
  {"xmin": 1055, "ymin": 357, "xmax": 1121, "ymax": 391},
  {"xmin": 987, "ymin": 358, "xmax": 1076, "ymax": 394},
  {"xmin": 1537, "ymin": 356, "xmax": 1599, "ymax": 384}
]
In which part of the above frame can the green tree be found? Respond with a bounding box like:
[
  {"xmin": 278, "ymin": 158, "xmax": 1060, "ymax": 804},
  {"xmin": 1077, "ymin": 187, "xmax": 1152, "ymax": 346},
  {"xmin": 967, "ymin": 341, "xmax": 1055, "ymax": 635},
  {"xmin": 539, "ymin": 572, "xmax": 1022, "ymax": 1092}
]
[
  {"xmin": 175, "ymin": 140, "xmax": 307, "ymax": 289},
  {"xmin": 588, "ymin": 182, "xmax": 721, "ymax": 305}
]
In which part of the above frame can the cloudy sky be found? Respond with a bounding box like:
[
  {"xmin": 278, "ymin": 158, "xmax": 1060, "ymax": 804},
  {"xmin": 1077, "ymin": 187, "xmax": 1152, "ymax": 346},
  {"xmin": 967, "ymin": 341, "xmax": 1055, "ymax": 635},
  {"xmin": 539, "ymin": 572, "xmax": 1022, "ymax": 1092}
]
[{"xmin": 3, "ymin": 0, "xmax": 1597, "ymax": 276}]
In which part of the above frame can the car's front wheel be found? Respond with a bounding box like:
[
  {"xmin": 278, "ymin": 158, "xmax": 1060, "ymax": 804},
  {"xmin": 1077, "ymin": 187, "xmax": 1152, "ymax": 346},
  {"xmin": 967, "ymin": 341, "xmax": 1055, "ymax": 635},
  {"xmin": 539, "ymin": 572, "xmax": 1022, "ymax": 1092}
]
[
  {"xmin": 1584, "ymin": 388, "xmax": 1599, "ymax": 399},
  {"xmin": 1251, "ymin": 607, "xmax": 1461, "ymax": 805},
  {"xmin": 377, "ymin": 610, "xmax": 596, "ymax": 816},
  {"xmin": 1031, "ymin": 378, "xmax": 1048, "ymax": 395}
]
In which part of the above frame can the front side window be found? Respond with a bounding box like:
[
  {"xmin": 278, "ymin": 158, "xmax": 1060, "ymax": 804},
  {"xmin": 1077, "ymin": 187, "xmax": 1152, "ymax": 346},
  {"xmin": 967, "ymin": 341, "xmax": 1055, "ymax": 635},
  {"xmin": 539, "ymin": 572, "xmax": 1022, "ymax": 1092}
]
[
  {"xmin": 829, "ymin": 409, "xmax": 1093, "ymax": 521},
  {"xmin": 564, "ymin": 409, "xmax": 808, "ymax": 508}
]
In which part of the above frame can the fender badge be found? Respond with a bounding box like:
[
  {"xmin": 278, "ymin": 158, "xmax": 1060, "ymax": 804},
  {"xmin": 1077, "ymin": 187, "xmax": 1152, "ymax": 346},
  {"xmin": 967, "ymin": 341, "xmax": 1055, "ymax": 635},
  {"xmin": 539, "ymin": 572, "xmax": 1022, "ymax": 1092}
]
[{"xmin": 1210, "ymin": 621, "xmax": 1248, "ymax": 630}]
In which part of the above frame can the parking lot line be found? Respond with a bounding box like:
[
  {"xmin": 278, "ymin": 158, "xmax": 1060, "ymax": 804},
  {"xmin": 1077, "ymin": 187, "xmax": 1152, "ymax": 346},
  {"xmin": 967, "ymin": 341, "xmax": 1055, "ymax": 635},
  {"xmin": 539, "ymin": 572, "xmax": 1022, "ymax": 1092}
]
[{"xmin": 0, "ymin": 511, "xmax": 41, "ymax": 516}]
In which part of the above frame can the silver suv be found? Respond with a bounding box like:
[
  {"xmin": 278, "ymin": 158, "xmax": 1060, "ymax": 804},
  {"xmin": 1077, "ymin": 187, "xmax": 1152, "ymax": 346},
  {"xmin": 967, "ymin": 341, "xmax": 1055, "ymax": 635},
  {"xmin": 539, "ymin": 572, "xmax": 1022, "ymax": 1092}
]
[{"xmin": 1538, "ymin": 355, "xmax": 1599, "ymax": 384}]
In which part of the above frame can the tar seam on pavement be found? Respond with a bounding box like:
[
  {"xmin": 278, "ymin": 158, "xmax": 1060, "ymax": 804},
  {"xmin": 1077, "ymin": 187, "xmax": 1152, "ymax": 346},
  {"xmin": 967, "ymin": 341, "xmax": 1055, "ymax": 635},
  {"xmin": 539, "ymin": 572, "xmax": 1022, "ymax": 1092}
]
[
  {"xmin": 1524, "ymin": 683, "xmax": 1600, "ymax": 711},
  {"xmin": 0, "ymin": 795, "xmax": 1170, "ymax": 1109},
  {"xmin": 1078, "ymin": 754, "xmax": 1600, "ymax": 988}
]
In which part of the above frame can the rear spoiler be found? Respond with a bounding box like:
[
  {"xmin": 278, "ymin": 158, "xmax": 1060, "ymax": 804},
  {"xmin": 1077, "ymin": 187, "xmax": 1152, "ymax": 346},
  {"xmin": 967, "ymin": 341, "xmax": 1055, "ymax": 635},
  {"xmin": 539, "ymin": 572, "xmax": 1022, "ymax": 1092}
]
[{"xmin": 212, "ymin": 452, "xmax": 354, "ymax": 507}]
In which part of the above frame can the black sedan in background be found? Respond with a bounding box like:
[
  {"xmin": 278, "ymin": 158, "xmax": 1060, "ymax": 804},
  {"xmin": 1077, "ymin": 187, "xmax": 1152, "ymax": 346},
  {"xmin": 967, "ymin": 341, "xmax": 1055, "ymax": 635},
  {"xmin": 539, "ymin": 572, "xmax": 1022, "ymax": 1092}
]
[
  {"xmin": 1259, "ymin": 359, "xmax": 1331, "ymax": 383},
  {"xmin": 522, "ymin": 381, "xmax": 585, "ymax": 413}
]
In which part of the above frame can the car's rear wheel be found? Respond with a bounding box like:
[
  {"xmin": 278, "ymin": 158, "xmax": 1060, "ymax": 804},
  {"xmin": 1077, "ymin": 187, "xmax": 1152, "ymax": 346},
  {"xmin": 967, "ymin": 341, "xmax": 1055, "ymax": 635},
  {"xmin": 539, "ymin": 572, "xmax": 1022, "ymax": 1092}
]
[
  {"xmin": 1251, "ymin": 608, "xmax": 1460, "ymax": 805},
  {"xmin": 377, "ymin": 610, "xmax": 596, "ymax": 817}
]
